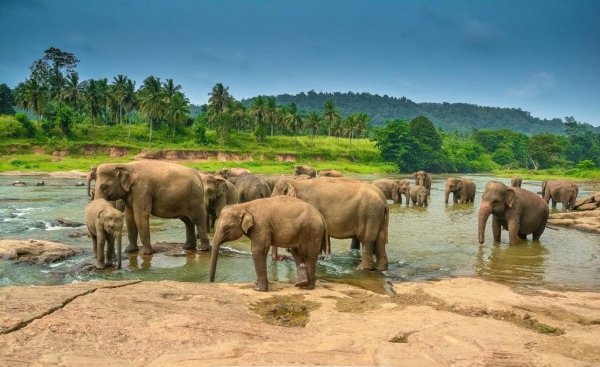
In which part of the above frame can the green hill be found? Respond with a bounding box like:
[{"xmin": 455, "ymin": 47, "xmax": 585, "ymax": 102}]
[{"xmin": 242, "ymin": 91, "xmax": 569, "ymax": 135}]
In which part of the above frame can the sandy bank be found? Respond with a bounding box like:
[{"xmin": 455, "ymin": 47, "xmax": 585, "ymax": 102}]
[
  {"xmin": 0, "ymin": 170, "xmax": 87, "ymax": 178},
  {"xmin": 0, "ymin": 278, "xmax": 598, "ymax": 366}
]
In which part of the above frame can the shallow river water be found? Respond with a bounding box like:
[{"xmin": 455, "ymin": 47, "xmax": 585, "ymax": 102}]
[{"xmin": 1, "ymin": 174, "xmax": 599, "ymax": 293}]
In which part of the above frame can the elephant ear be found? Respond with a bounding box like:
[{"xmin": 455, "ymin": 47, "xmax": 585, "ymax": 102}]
[
  {"xmin": 283, "ymin": 183, "xmax": 297, "ymax": 198},
  {"xmin": 241, "ymin": 210, "xmax": 254, "ymax": 235},
  {"xmin": 504, "ymin": 189, "xmax": 516, "ymax": 208},
  {"xmin": 117, "ymin": 167, "xmax": 133, "ymax": 192},
  {"xmin": 456, "ymin": 180, "xmax": 463, "ymax": 190}
]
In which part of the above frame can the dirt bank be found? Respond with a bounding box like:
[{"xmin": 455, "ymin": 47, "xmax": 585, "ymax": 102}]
[{"xmin": 0, "ymin": 277, "xmax": 598, "ymax": 366}]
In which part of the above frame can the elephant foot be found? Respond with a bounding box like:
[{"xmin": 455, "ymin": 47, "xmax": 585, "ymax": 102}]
[
  {"xmin": 356, "ymin": 260, "xmax": 375, "ymax": 271},
  {"xmin": 255, "ymin": 284, "xmax": 269, "ymax": 292},
  {"xmin": 105, "ymin": 259, "xmax": 114, "ymax": 267},
  {"xmin": 295, "ymin": 264, "xmax": 309, "ymax": 287},
  {"xmin": 197, "ymin": 245, "xmax": 211, "ymax": 252},
  {"xmin": 183, "ymin": 243, "xmax": 197, "ymax": 251},
  {"xmin": 140, "ymin": 246, "xmax": 154, "ymax": 255},
  {"xmin": 375, "ymin": 261, "xmax": 389, "ymax": 271},
  {"xmin": 95, "ymin": 260, "xmax": 106, "ymax": 269},
  {"xmin": 125, "ymin": 244, "xmax": 139, "ymax": 253},
  {"xmin": 272, "ymin": 254, "xmax": 290, "ymax": 261}
]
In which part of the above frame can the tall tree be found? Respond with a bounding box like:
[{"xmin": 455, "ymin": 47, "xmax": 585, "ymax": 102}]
[
  {"xmin": 81, "ymin": 78, "xmax": 110, "ymax": 124},
  {"xmin": 265, "ymin": 96, "xmax": 278, "ymax": 136},
  {"xmin": 14, "ymin": 79, "xmax": 47, "ymax": 120},
  {"xmin": 304, "ymin": 111, "xmax": 321, "ymax": 142},
  {"xmin": 285, "ymin": 102, "xmax": 303, "ymax": 149},
  {"xmin": 60, "ymin": 72, "xmax": 81, "ymax": 109},
  {"xmin": 0, "ymin": 83, "xmax": 15, "ymax": 114},
  {"xmin": 30, "ymin": 47, "xmax": 79, "ymax": 99},
  {"xmin": 249, "ymin": 95, "xmax": 267, "ymax": 142},
  {"xmin": 323, "ymin": 99, "xmax": 340, "ymax": 137},
  {"xmin": 166, "ymin": 92, "xmax": 189, "ymax": 141},
  {"xmin": 110, "ymin": 75, "xmax": 129, "ymax": 124},
  {"xmin": 207, "ymin": 83, "xmax": 233, "ymax": 142},
  {"xmin": 138, "ymin": 76, "xmax": 167, "ymax": 145}
]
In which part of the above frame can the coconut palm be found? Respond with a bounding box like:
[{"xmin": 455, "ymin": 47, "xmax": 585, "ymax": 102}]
[
  {"xmin": 230, "ymin": 100, "xmax": 247, "ymax": 132},
  {"xmin": 123, "ymin": 79, "xmax": 136, "ymax": 138},
  {"xmin": 285, "ymin": 102, "xmax": 303, "ymax": 149},
  {"xmin": 60, "ymin": 72, "xmax": 81, "ymax": 109},
  {"xmin": 82, "ymin": 78, "xmax": 110, "ymax": 124},
  {"xmin": 354, "ymin": 112, "xmax": 370, "ymax": 139},
  {"xmin": 265, "ymin": 96, "xmax": 278, "ymax": 136},
  {"xmin": 249, "ymin": 96, "xmax": 267, "ymax": 142},
  {"xmin": 163, "ymin": 78, "xmax": 182, "ymax": 99},
  {"xmin": 14, "ymin": 78, "xmax": 47, "ymax": 120},
  {"xmin": 207, "ymin": 83, "xmax": 233, "ymax": 142},
  {"xmin": 166, "ymin": 92, "xmax": 189, "ymax": 141},
  {"xmin": 305, "ymin": 111, "xmax": 321, "ymax": 142},
  {"xmin": 110, "ymin": 75, "xmax": 129, "ymax": 124},
  {"xmin": 323, "ymin": 99, "xmax": 340, "ymax": 137},
  {"xmin": 138, "ymin": 76, "xmax": 167, "ymax": 145}
]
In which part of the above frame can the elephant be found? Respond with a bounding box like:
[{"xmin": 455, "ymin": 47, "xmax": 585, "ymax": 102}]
[
  {"xmin": 263, "ymin": 175, "xmax": 285, "ymax": 191},
  {"xmin": 409, "ymin": 185, "xmax": 428, "ymax": 207},
  {"xmin": 94, "ymin": 160, "xmax": 210, "ymax": 254},
  {"xmin": 272, "ymin": 177, "xmax": 389, "ymax": 271},
  {"xmin": 214, "ymin": 167, "xmax": 251, "ymax": 183},
  {"xmin": 511, "ymin": 177, "xmax": 523, "ymax": 188},
  {"xmin": 85, "ymin": 198, "xmax": 124, "ymax": 269},
  {"xmin": 413, "ymin": 171, "xmax": 432, "ymax": 194},
  {"xmin": 234, "ymin": 173, "xmax": 272, "ymax": 203},
  {"xmin": 198, "ymin": 173, "xmax": 235, "ymax": 232},
  {"xmin": 541, "ymin": 180, "xmax": 579, "ymax": 211},
  {"xmin": 478, "ymin": 181, "xmax": 549, "ymax": 245},
  {"xmin": 371, "ymin": 178, "xmax": 409, "ymax": 204},
  {"xmin": 318, "ymin": 169, "xmax": 343, "ymax": 177},
  {"xmin": 294, "ymin": 174, "xmax": 313, "ymax": 180},
  {"xmin": 293, "ymin": 165, "xmax": 316, "ymax": 178},
  {"xmin": 86, "ymin": 166, "xmax": 97, "ymax": 199},
  {"xmin": 444, "ymin": 177, "xmax": 476, "ymax": 204},
  {"xmin": 210, "ymin": 196, "xmax": 329, "ymax": 292}
]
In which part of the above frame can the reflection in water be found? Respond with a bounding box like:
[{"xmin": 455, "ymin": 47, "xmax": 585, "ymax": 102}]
[
  {"xmin": 1, "ymin": 174, "xmax": 600, "ymax": 292},
  {"xmin": 476, "ymin": 241, "xmax": 548, "ymax": 286}
]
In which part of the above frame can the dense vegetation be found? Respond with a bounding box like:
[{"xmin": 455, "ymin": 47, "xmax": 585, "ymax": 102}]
[
  {"xmin": 2, "ymin": 47, "xmax": 600, "ymax": 178},
  {"xmin": 244, "ymin": 91, "xmax": 599, "ymax": 135}
]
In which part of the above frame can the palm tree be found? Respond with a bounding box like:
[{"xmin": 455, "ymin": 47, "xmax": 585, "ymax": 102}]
[
  {"xmin": 354, "ymin": 112, "xmax": 369, "ymax": 139},
  {"xmin": 82, "ymin": 78, "xmax": 110, "ymax": 124},
  {"xmin": 276, "ymin": 104, "xmax": 288, "ymax": 134},
  {"xmin": 265, "ymin": 96, "xmax": 278, "ymax": 136},
  {"xmin": 162, "ymin": 78, "xmax": 182, "ymax": 99},
  {"xmin": 60, "ymin": 72, "xmax": 81, "ymax": 110},
  {"xmin": 230, "ymin": 100, "xmax": 247, "ymax": 132},
  {"xmin": 285, "ymin": 102, "xmax": 303, "ymax": 149},
  {"xmin": 305, "ymin": 111, "xmax": 321, "ymax": 143},
  {"xmin": 110, "ymin": 75, "xmax": 129, "ymax": 124},
  {"xmin": 323, "ymin": 99, "xmax": 340, "ymax": 137},
  {"xmin": 344, "ymin": 114, "xmax": 357, "ymax": 146},
  {"xmin": 166, "ymin": 92, "xmax": 189, "ymax": 141},
  {"xmin": 138, "ymin": 76, "xmax": 167, "ymax": 145},
  {"xmin": 14, "ymin": 78, "xmax": 47, "ymax": 120},
  {"xmin": 207, "ymin": 83, "xmax": 233, "ymax": 142},
  {"xmin": 123, "ymin": 79, "xmax": 136, "ymax": 138},
  {"xmin": 249, "ymin": 96, "xmax": 267, "ymax": 142}
]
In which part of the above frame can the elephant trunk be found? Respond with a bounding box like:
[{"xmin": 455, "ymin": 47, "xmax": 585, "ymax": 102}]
[
  {"xmin": 478, "ymin": 202, "xmax": 492, "ymax": 244},
  {"xmin": 209, "ymin": 235, "xmax": 222, "ymax": 282},
  {"xmin": 391, "ymin": 188, "xmax": 399, "ymax": 204},
  {"xmin": 444, "ymin": 189, "xmax": 450, "ymax": 204},
  {"xmin": 116, "ymin": 231, "xmax": 122, "ymax": 269}
]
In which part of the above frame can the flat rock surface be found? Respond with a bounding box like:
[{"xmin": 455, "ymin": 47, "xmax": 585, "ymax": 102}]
[
  {"xmin": 0, "ymin": 277, "xmax": 599, "ymax": 366},
  {"xmin": 549, "ymin": 210, "xmax": 600, "ymax": 233},
  {"xmin": 0, "ymin": 239, "xmax": 85, "ymax": 264}
]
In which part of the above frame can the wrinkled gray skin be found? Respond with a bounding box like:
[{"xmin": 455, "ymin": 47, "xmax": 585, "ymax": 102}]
[
  {"xmin": 272, "ymin": 177, "xmax": 389, "ymax": 271},
  {"xmin": 210, "ymin": 196, "xmax": 329, "ymax": 291},
  {"xmin": 445, "ymin": 177, "xmax": 476, "ymax": 204},
  {"xmin": 198, "ymin": 173, "xmax": 232, "ymax": 233},
  {"xmin": 478, "ymin": 181, "xmax": 549, "ymax": 245},
  {"xmin": 85, "ymin": 198, "xmax": 124, "ymax": 269},
  {"xmin": 511, "ymin": 177, "xmax": 523, "ymax": 188},
  {"xmin": 214, "ymin": 167, "xmax": 251, "ymax": 181},
  {"xmin": 234, "ymin": 174, "xmax": 272, "ymax": 203},
  {"xmin": 94, "ymin": 161, "xmax": 210, "ymax": 254},
  {"xmin": 372, "ymin": 178, "xmax": 409, "ymax": 204},
  {"xmin": 263, "ymin": 175, "xmax": 285, "ymax": 191},
  {"xmin": 318, "ymin": 169, "xmax": 343, "ymax": 177},
  {"xmin": 293, "ymin": 165, "xmax": 316, "ymax": 178},
  {"xmin": 413, "ymin": 171, "xmax": 432, "ymax": 194},
  {"xmin": 410, "ymin": 185, "xmax": 429, "ymax": 207},
  {"xmin": 541, "ymin": 180, "xmax": 579, "ymax": 211}
]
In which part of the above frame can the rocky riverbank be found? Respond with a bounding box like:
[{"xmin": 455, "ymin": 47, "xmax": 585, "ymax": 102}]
[{"xmin": 0, "ymin": 278, "xmax": 598, "ymax": 366}]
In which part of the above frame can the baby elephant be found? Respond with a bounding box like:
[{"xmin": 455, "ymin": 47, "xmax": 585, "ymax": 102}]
[
  {"xmin": 85, "ymin": 198, "xmax": 124, "ymax": 269},
  {"xmin": 410, "ymin": 185, "xmax": 428, "ymax": 207},
  {"xmin": 210, "ymin": 196, "xmax": 329, "ymax": 292}
]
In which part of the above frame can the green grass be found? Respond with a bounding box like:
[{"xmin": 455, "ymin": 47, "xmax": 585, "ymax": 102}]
[{"xmin": 494, "ymin": 168, "xmax": 600, "ymax": 181}]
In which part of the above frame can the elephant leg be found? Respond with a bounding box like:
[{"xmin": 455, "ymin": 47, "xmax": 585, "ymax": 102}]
[
  {"xmin": 95, "ymin": 231, "xmax": 106, "ymax": 269},
  {"xmin": 453, "ymin": 192, "xmax": 459, "ymax": 204},
  {"xmin": 374, "ymin": 229, "xmax": 389, "ymax": 271},
  {"xmin": 132, "ymin": 207, "xmax": 152, "ymax": 255},
  {"xmin": 91, "ymin": 234, "xmax": 98, "ymax": 258},
  {"xmin": 194, "ymin": 207, "xmax": 211, "ymax": 251},
  {"xmin": 124, "ymin": 206, "xmax": 139, "ymax": 253},
  {"xmin": 492, "ymin": 216, "xmax": 502, "ymax": 243},
  {"xmin": 404, "ymin": 194, "xmax": 410, "ymax": 206},
  {"xmin": 105, "ymin": 236, "xmax": 115, "ymax": 266},
  {"xmin": 533, "ymin": 214, "xmax": 548, "ymax": 241},
  {"xmin": 507, "ymin": 219, "xmax": 520, "ymax": 246},
  {"xmin": 251, "ymin": 242, "xmax": 270, "ymax": 292},
  {"xmin": 350, "ymin": 236, "xmax": 361, "ymax": 250},
  {"xmin": 181, "ymin": 217, "xmax": 197, "ymax": 251},
  {"xmin": 518, "ymin": 233, "xmax": 528, "ymax": 240},
  {"xmin": 551, "ymin": 199, "xmax": 557, "ymax": 209},
  {"xmin": 290, "ymin": 247, "xmax": 308, "ymax": 287},
  {"xmin": 304, "ymin": 251, "xmax": 318, "ymax": 290},
  {"xmin": 271, "ymin": 245, "xmax": 288, "ymax": 261}
]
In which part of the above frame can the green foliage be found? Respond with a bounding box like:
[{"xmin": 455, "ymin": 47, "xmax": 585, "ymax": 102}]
[
  {"xmin": 528, "ymin": 134, "xmax": 567, "ymax": 169},
  {"xmin": 15, "ymin": 112, "xmax": 36, "ymax": 137},
  {"xmin": 43, "ymin": 101, "xmax": 77, "ymax": 137},
  {"xmin": 0, "ymin": 115, "xmax": 27, "ymax": 138},
  {"xmin": 0, "ymin": 83, "xmax": 15, "ymax": 114},
  {"xmin": 575, "ymin": 159, "xmax": 596, "ymax": 170}
]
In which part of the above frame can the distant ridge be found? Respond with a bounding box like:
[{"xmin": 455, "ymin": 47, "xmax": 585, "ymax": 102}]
[{"xmin": 241, "ymin": 91, "xmax": 567, "ymax": 135}]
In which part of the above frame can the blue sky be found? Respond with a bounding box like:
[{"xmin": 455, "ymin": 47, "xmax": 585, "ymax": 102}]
[{"xmin": 1, "ymin": 0, "xmax": 599, "ymax": 125}]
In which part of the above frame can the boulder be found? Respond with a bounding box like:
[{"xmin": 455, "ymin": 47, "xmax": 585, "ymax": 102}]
[{"xmin": 0, "ymin": 239, "xmax": 85, "ymax": 264}]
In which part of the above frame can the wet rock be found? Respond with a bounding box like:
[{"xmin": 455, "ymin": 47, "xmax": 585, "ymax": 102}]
[
  {"xmin": 574, "ymin": 191, "xmax": 600, "ymax": 210},
  {"xmin": 548, "ymin": 210, "xmax": 600, "ymax": 233},
  {"xmin": 68, "ymin": 228, "xmax": 89, "ymax": 238},
  {"xmin": 74, "ymin": 182, "xmax": 85, "ymax": 187},
  {"xmin": 0, "ymin": 239, "xmax": 85, "ymax": 264},
  {"xmin": 12, "ymin": 181, "xmax": 26, "ymax": 186},
  {"xmin": 55, "ymin": 217, "xmax": 85, "ymax": 227},
  {"xmin": 35, "ymin": 181, "xmax": 45, "ymax": 186}
]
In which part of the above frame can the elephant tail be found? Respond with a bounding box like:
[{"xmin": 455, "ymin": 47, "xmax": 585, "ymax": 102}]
[{"xmin": 380, "ymin": 205, "xmax": 389, "ymax": 244}]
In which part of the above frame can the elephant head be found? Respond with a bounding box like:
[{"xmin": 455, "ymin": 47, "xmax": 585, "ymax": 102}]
[
  {"xmin": 210, "ymin": 206, "xmax": 253, "ymax": 282},
  {"xmin": 478, "ymin": 181, "xmax": 515, "ymax": 244},
  {"xmin": 99, "ymin": 207, "xmax": 124, "ymax": 269},
  {"xmin": 95, "ymin": 164, "xmax": 134, "ymax": 202},
  {"xmin": 445, "ymin": 178, "xmax": 463, "ymax": 203}
]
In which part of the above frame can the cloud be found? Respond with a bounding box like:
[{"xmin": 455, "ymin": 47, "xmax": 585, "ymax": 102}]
[
  {"xmin": 507, "ymin": 71, "xmax": 557, "ymax": 99},
  {"xmin": 460, "ymin": 18, "xmax": 502, "ymax": 51}
]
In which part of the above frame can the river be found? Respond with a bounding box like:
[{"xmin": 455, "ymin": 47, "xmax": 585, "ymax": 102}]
[{"xmin": 1, "ymin": 174, "xmax": 599, "ymax": 293}]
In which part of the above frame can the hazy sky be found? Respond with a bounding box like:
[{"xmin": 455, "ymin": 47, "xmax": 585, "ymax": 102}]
[{"xmin": 1, "ymin": 0, "xmax": 599, "ymax": 125}]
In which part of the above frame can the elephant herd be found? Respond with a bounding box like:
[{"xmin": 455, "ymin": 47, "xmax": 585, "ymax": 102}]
[{"xmin": 84, "ymin": 161, "xmax": 580, "ymax": 292}]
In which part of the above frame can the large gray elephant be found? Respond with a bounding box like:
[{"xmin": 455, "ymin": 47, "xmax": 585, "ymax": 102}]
[
  {"xmin": 234, "ymin": 174, "xmax": 272, "ymax": 203},
  {"xmin": 85, "ymin": 198, "xmax": 124, "ymax": 269},
  {"xmin": 541, "ymin": 180, "xmax": 579, "ymax": 211},
  {"xmin": 409, "ymin": 185, "xmax": 428, "ymax": 207},
  {"xmin": 444, "ymin": 177, "xmax": 476, "ymax": 204},
  {"xmin": 198, "ymin": 173, "xmax": 238, "ymax": 232},
  {"xmin": 215, "ymin": 167, "xmax": 250, "ymax": 180},
  {"xmin": 293, "ymin": 165, "xmax": 316, "ymax": 178},
  {"xmin": 511, "ymin": 177, "xmax": 523, "ymax": 188},
  {"xmin": 94, "ymin": 161, "xmax": 210, "ymax": 254},
  {"xmin": 272, "ymin": 177, "xmax": 389, "ymax": 271},
  {"xmin": 478, "ymin": 181, "xmax": 549, "ymax": 245},
  {"xmin": 210, "ymin": 196, "xmax": 328, "ymax": 292},
  {"xmin": 263, "ymin": 175, "xmax": 285, "ymax": 191},
  {"xmin": 413, "ymin": 171, "xmax": 432, "ymax": 194},
  {"xmin": 371, "ymin": 178, "xmax": 409, "ymax": 204}
]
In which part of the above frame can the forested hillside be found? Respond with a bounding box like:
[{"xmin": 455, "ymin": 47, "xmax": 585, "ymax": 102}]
[{"xmin": 242, "ymin": 91, "xmax": 569, "ymax": 135}]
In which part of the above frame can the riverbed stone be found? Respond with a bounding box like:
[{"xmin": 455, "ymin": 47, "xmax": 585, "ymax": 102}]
[
  {"xmin": 549, "ymin": 210, "xmax": 600, "ymax": 233},
  {"xmin": 0, "ymin": 278, "xmax": 598, "ymax": 366},
  {"xmin": 0, "ymin": 239, "xmax": 85, "ymax": 264}
]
